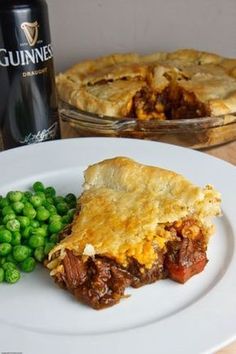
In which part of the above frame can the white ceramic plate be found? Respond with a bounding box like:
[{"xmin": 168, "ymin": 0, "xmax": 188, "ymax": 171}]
[{"xmin": 0, "ymin": 137, "xmax": 235, "ymax": 354}]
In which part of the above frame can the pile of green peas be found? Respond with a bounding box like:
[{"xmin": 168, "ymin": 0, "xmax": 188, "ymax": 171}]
[{"xmin": 0, "ymin": 181, "xmax": 76, "ymax": 284}]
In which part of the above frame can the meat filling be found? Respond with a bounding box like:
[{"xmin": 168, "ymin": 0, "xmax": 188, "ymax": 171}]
[
  {"xmin": 52, "ymin": 219, "xmax": 208, "ymax": 309},
  {"xmin": 129, "ymin": 85, "xmax": 209, "ymax": 120}
]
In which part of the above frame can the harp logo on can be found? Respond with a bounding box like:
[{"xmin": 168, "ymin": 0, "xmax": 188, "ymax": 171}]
[{"xmin": 21, "ymin": 21, "xmax": 39, "ymax": 47}]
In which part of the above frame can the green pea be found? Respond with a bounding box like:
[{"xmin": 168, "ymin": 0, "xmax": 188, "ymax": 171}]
[
  {"xmin": 23, "ymin": 206, "xmax": 36, "ymax": 219},
  {"xmin": 68, "ymin": 208, "xmax": 76, "ymax": 219},
  {"xmin": 49, "ymin": 214, "xmax": 61, "ymax": 224},
  {"xmin": 23, "ymin": 201, "xmax": 33, "ymax": 209},
  {"xmin": 11, "ymin": 231, "xmax": 21, "ymax": 245},
  {"xmin": 30, "ymin": 220, "xmax": 40, "ymax": 228},
  {"xmin": 54, "ymin": 196, "xmax": 65, "ymax": 205},
  {"xmin": 5, "ymin": 268, "xmax": 20, "ymax": 283},
  {"xmin": 2, "ymin": 206, "xmax": 14, "ymax": 216},
  {"xmin": 45, "ymin": 197, "xmax": 54, "ymax": 205},
  {"xmin": 33, "ymin": 181, "xmax": 45, "ymax": 192},
  {"xmin": 20, "ymin": 195, "xmax": 27, "ymax": 203},
  {"xmin": 36, "ymin": 207, "xmax": 50, "ymax": 221},
  {"xmin": 6, "ymin": 253, "xmax": 17, "ymax": 264},
  {"xmin": 49, "ymin": 233, "xmax": 59, "ymax": 243},
  {"xmin": 17, "ymin": 216, "xmax": 30, "ymax": 229},
  {"xmin": 42, "ymin": 200, "xmax": 51, "ymax": 209},
  {"xmin": 13, "ymin": 245, "xmax": 30, "ymax": 262},
  {"xmin": 44, "ymin": 242, "xmax": 56, "ymax": 255},
  {"xmin": 28, "ymin": 235, "xmax": 45, "ymax": 248},
  {"xmin": 31, "ymin": 227, "xmax": 47, "ymax": 238},
  {"xmin": 0, "ymin": 267, "xmax": 4, "ymax": 282},
  {"xmin": 30, "ymin": 195, "xmax": 43, "ymax": 208},
  {"xmin": 2, "ymin": 262, "xmax": 17, "ymax": 271},
  {"xmin": 34, "ymin": 247, "xmax": 45, "ymax": 262},
  {"xmin": 61, "ymin": 215, "xmax": 71, "ymax": 224},
  {"xmin": 7, "ymin": 191, "xmax": 23, "ymax": 202},
  {"xmin": 27, "ymin": 247, "xmax": 33, "ymax": 256},
  {"xmin": 65, "ymin": 193, "xmax": 77, "ymax": 207},
  {"xmin": 48, "ymin": 221, "xmax": 63, "ymax": 234},
  {"xmin": 12, "ymin": 201, "xmax": 24, "ymax": 214},
  {"xmin": 0, "ymin": 243, "xmax": 12, "ymax": 256},
  {"xmin": 3, "ymin": 213, "xmax": 16, "ymax": 225},
  {"xmin": 65, "ymin": 193, "xmax": 76, "ymax": 202},
  {"xmin": 41, "ymin": 224, "xmax": 48, "ymax": 234},
  {"xmin": 22, "ymin": 226, "xmax": 33, "ymax": 239},
  {"xmin": 24, "ymin": 191, "xmax": 33, "ymax": 200},
  {"xmin": 45, "ymin": 186, "xmax": 56, "ymax": 197},
  {"xmin": 56, "ymin": 202, "xmax": 69, "ymax": 216},
  {"xmin": 35, "ymin": 191, "xmax": 46, "ymax": 202},
  {"xmin": 0, "ymin": 229, "xmax": 12, "ymax": 243},
  {"xmin": 20, "ymin": 257, "xmax": 36, "ymax": 272},
  {"xmin": 0, "ymin": 197, "xmax": 9, "ymax": 209},
  {"xmin": 46, "ymin": 205, "xmax": 57, "ymax": 215},
  {"xmin": 68, "ymin": 201, "xmax": 76, "ymax": 209},
  {"xmin": 6, "ymin": 219, "xmax": 21, "ymax": 232},
  {"xmin": 0, "ymin": 257, "xmax": 6, "ymax": 266}
]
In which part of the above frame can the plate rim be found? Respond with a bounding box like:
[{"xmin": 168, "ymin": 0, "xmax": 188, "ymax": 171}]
[{"xmin": 0, "ymin": 137, "xmax": 235, "ymax": 354}]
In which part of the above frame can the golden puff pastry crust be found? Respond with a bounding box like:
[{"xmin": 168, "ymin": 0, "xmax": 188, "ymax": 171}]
[
  {"xmin": 49, "ymin": 157, "xmax": 221, "ymax": 270},
  {"xmin": 57, "ymin": 49, "xmax": 236, "ymax": 120}
]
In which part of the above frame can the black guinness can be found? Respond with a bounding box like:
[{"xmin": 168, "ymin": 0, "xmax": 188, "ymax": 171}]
[{"xmin": 0, "ymin": 0, "xmax": 60, "ymax": 149}]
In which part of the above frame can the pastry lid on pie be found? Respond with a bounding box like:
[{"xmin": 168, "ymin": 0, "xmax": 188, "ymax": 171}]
[{"xmin": 57, "ymin": 49, "xmax": 236, "ymax": 120}]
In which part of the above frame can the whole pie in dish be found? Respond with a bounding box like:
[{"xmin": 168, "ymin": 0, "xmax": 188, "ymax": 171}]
[
  {"xmin": 47, "ymin": 157, "xmax": 221, "ymax": 309},
  {"xmin": 57, "ymin": 49, "xmax": 236, "ymax": 120}
]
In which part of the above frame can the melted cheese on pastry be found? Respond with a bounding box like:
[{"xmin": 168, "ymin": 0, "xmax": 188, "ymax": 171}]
[{"xmin": 49, "ymin": 157, "xmax": 221, "ymax": 269}]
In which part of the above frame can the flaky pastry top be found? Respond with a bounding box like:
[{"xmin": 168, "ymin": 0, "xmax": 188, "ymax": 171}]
[{"xmin": 49, "ymin": 157, "xmax": 221, "ymax": 269}]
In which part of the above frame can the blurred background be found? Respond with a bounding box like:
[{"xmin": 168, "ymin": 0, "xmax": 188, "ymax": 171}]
[{"xmin": 48, "ymin": 0, "xmax": 236, "ymax": 72}]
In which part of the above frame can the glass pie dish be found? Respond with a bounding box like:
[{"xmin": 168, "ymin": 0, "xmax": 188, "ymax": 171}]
[{"xmin": 59, "ymin": 100, "xmax": 236, "ymax": 149}]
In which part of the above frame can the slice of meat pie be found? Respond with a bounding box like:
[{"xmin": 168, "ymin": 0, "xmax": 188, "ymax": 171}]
[{"xmin": 47, "ymin": 157, "xmax": 221, "ymax": 309}]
